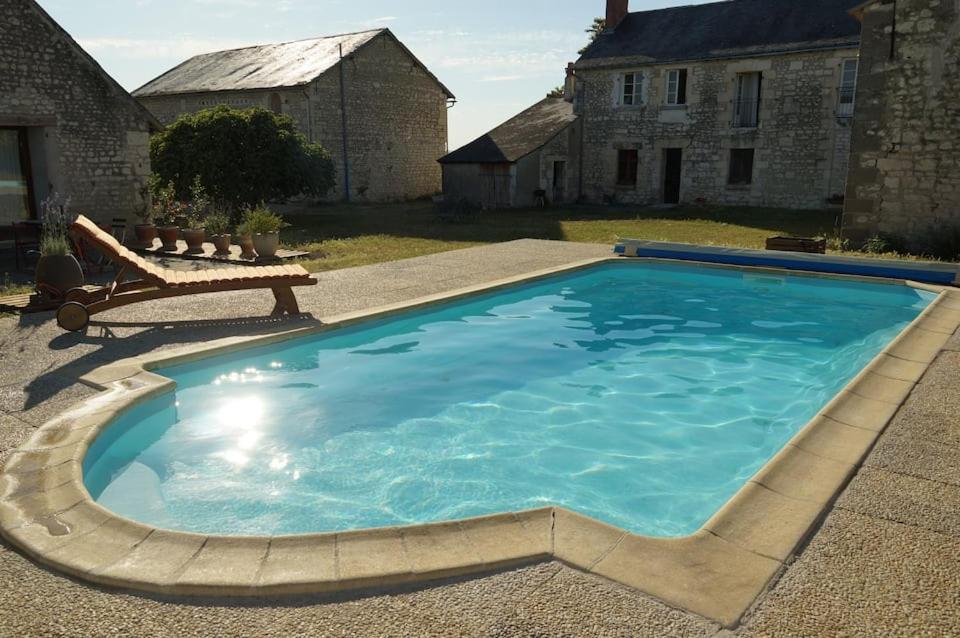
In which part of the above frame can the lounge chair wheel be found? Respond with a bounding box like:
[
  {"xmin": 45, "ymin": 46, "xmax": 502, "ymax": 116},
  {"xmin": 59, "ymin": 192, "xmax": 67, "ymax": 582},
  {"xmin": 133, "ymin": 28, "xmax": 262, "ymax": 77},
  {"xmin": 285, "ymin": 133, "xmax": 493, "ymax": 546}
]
[
  {"xmin": 57, "ymin": 302, "xmax": 90, "ymax": 332},
  {"xmin": 64, "ymin": 287, "xmax": 91, "ymax": 304}
]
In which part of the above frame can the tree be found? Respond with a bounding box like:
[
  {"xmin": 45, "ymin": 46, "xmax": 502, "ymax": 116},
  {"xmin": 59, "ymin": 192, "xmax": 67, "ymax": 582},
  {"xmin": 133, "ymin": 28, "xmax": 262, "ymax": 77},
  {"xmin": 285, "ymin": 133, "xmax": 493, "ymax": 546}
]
[
  {"xmin": 579, "ymin": 17, "xmax": 606, "ymax": 55},
  {"xmin": 547, "ymin": 86, "xmax": 565, "ymax": 98},
  {"xmin": 149, "ymin": 106, "xmax": 335, "ymax": 210}
]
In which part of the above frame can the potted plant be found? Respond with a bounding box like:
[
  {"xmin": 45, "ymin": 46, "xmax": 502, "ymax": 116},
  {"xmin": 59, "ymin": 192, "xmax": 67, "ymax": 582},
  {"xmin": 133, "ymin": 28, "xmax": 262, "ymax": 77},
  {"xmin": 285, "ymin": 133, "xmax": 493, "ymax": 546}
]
[
  {"xmin": 154, "ymin": 181, "xmax": 184, "ymax": 252},
  {"xmin": 204, "ymin": 207, "xmax": 232, "ymax": 255},
  {"xmin": 235, "ymin": 224, "xmax": 257, "ymax": 260},
  {"xmin": 35, "ymin": 193, "xmax": 83, "ymax": 299},
  {"xmin": 181, "ymin": 176, "xmax": 212, "ymax": 254},
  {"xmin": 131, "ymin": 196, "xmax": 157, "ymax": 249},
  {"xmin": 239, "ymin": 205, "xmax": 289, "ymax": 260},
  {"xmin": 181, "ymin": 212, "xmax": 206, "ymax": 254}
]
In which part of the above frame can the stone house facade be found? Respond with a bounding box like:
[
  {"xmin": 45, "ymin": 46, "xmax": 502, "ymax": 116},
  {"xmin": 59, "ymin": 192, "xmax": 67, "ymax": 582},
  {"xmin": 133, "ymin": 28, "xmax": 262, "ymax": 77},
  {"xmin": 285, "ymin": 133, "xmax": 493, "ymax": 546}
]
[
  {"xmin": 134, "ymin": 30, "xmax": 453, "ymax": 203},
  {"xmin": 571, "ymin": 0, "xmax": 863, "ymax": 210},
  {"xmin": 0, "ymin": 0, "xmax": 156, "ymax": 226},
  {"xmin": 439, "ymin": 97, "xmax": 580, "ymax": 208},
  {"xmin": 842, "ymin": 0, "xmax": 960, "ymax": 247}
]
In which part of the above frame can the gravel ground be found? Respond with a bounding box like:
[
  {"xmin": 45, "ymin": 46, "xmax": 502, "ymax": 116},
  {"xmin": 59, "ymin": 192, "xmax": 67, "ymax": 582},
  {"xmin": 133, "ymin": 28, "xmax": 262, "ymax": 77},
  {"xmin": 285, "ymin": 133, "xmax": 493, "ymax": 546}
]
[{"xmin": 1, "ymin": 240, "xmax": 958, "ymax": 637}]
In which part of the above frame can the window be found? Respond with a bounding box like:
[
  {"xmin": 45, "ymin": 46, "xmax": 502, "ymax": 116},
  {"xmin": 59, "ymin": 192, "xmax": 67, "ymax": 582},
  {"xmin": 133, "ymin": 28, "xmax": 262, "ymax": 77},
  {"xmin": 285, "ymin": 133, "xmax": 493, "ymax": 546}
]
[
  {"xmin": 0, "ymin": 128, "xmax": 33, "ymax": 224},
  {"xmin": 838, "ymin": 59, "xmax": 859, "ymax": 117},
  {"xmin": 269, "ymin": 93, "xmax": 283, "ymax": 115},
  {"xmin": 617, "ymin": 149, "xmax": 639, "ymax": 187},
  {"xmin": 618, "ymin": 72, "xmax": 643, "ymax": 106},
  {"xmin": 665, "ymin": 69, "xmax": 688, "ymax": 105},
  {"xmin": 728, "ymin": 149, "xmax": 755, "ymax": 186},
  {"xmin": 733, "ymin": 72, "xmax": 762, "ymax": 128}
]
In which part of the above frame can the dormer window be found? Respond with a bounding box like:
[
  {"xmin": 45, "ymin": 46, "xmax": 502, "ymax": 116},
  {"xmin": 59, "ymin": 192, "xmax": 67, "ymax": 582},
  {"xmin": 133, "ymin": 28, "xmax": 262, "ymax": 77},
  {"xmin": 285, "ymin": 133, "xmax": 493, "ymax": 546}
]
[
  {"xmin": 665, "ymin": 69, "xmax": 688, "ymax": 106},
  {"xmin": 616, "ymin": 72, "xmax": 644, "ymax": 106}
]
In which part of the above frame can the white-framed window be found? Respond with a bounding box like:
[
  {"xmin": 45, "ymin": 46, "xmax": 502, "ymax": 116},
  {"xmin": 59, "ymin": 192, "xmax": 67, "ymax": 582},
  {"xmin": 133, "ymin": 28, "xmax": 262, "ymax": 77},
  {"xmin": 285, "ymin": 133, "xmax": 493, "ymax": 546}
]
[
  {"xmin": 837, "ymin": 58, "xmax": 859, "ymax": 117},
  {"xmin": 733, "ymin": 72, "xmax": 762, "ymax": 128},
  {"xmin": 665, "ymin": 69, "xmax": 688, "ymax": 105},
  {"xmin": 616, "ymin": 72, "xmax": 644, "ymax": 106}
]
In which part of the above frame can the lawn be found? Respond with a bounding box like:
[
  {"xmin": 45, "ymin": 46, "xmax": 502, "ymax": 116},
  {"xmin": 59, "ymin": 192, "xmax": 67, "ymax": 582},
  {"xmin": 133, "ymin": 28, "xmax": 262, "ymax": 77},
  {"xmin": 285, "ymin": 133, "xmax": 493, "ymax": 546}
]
[{"xmin": 281, "ymin": 201, "xmax": 847, "ymax": 273}]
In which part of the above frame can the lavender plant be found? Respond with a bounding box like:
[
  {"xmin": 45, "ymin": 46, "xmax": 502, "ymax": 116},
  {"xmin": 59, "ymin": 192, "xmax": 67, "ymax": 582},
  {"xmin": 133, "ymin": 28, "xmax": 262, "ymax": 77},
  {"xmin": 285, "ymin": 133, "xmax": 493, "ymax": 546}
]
[{"xmin": 39, "ymin": 193, "xmax": 73, "ymax": 257}]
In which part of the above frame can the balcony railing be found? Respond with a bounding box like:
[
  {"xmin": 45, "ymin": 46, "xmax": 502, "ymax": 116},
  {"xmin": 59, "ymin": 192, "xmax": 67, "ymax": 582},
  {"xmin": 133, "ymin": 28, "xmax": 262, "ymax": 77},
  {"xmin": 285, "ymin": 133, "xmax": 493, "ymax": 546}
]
[
  {"xmin": 837, "ymin": 87, "xmax": 856, "ymax": 117},
  {"xmin": 732, "ymin": 98, "xmax": 760, "ymax": 128}
]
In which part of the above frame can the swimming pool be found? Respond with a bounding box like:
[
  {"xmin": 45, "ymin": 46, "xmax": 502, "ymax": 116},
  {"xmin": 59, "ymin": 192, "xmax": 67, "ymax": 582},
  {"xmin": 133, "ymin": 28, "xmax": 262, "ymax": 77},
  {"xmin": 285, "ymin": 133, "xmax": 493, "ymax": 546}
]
[{"xmin": 82, "ymin": 261, "xmax": 935, "ymax": 537}]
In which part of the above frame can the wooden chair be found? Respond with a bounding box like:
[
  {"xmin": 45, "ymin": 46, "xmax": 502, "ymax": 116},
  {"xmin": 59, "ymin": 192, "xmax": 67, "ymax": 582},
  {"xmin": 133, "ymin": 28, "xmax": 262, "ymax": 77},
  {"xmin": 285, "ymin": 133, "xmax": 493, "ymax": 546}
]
[{"xmin": 56, "ymin": 215, "xmax": 317, "ymax": 332}]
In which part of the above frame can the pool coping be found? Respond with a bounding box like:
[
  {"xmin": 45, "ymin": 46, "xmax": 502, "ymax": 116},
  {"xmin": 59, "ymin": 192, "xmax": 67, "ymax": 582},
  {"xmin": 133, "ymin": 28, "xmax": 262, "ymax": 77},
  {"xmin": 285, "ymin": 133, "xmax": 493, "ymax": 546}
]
[{"xmin": 1, "ymin": 256, "xmax": 958, "ymax": 629}]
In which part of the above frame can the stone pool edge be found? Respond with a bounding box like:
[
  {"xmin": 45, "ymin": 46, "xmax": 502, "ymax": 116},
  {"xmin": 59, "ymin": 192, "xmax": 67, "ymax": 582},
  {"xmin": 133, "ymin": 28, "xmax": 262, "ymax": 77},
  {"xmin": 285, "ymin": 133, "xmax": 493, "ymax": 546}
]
[{"xmin": 0, "ymin": 257, "xmax": 956, "ymax": 630}]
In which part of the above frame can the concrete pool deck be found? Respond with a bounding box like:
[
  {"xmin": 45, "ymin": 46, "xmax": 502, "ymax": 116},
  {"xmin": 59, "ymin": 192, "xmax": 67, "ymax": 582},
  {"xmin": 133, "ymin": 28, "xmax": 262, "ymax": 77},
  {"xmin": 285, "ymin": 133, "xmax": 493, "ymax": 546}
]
[{"xmin": 1, "ymin": 239, "xmax": 959, "ymax": 636}]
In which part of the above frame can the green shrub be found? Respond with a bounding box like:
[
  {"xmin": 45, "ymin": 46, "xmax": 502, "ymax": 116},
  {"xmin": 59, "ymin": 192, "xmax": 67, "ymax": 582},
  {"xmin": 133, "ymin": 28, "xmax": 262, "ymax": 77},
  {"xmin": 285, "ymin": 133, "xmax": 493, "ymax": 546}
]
[
  {"xmin": 151, "ymin": 179, "xmax": 188, "ymax": 226},
  {"xmin": 236, "ymin": 206, "xmax": 289, "ymax": 236},
  {"xmin": 150, "ymin": 106, "xmax": 336, "ymax": 210},
  {"xmin": 862, "ymin": 233, "xmax": 904, "ymax": 255},
  {"xmin": 204, "ymin": 207, "xmax": 232, "ymax": 236}
]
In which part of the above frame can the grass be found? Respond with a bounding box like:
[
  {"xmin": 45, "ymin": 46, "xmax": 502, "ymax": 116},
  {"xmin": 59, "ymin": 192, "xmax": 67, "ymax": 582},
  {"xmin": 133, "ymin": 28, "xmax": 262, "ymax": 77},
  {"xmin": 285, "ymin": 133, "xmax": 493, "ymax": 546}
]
[
  {"xmin": 281, "ymin": 201, "xmax": 874, "ymax": 273},
  {"xmin": 0, "ymin": 281, "xmax": 32, "ymax": 298}
]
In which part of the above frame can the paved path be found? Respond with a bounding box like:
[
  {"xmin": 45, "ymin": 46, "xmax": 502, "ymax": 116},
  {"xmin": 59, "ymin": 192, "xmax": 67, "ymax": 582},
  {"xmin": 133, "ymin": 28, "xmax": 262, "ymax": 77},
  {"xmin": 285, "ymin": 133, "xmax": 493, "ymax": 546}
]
[{"xmin": 0, "ymin": 240, "xmax": 957, "ymax": 636}]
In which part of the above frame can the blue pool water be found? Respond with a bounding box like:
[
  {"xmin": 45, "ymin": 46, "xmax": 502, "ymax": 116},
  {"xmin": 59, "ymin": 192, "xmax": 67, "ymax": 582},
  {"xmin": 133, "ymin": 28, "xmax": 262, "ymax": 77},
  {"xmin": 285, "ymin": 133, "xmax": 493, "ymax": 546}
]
[{"xmin": 83, "ymin": 262, "xmax": 934, "ymax": 537}]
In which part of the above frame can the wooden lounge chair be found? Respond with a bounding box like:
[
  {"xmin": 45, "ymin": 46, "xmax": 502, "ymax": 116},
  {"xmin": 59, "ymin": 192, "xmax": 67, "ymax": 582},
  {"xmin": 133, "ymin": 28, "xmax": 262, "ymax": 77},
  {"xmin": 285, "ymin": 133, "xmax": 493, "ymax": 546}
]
[{"xmin": 56, "ymin": 215, "xmax": 317, "ymax": 332}]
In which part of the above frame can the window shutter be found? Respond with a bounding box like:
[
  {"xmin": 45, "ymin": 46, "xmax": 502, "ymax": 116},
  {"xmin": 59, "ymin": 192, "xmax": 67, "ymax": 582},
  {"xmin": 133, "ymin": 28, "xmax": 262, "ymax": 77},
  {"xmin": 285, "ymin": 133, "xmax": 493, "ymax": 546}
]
[
  {"xmin": 613, "ymin": 74, "xmax": 624, "ymax": 106},
  {"xmin": 678, "ymin": 69, "xmax": 688, "ymax": 104}
]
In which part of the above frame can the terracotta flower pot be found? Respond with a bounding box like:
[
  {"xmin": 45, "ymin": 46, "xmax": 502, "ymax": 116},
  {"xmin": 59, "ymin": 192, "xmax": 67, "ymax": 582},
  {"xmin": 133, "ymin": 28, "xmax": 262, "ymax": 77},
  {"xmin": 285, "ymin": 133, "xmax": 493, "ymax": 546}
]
[
  {"xmin": 252, "ymin": 232, "xmax": 280, "ymax": 259},
  {"xmin": 35, "ymin": 254, "xmax": 84, "ymax": 299},
  {"xmin": 211, "ymin": 234, "xmax": 232, "ymax": 255},
  {"xmin": 158, "ymin": 226, "xmax": 180, "ymax": 252},
  {"xmin": 238, "ymin": 234, "xmax": 256, "ymax": 260},
  {"xmin": 183, "ymin": 228, "xmax": 206, "ymax": 254},
  {"xmin": 133, "ymin": 223, "xmax": 158, "ymax": 249}
]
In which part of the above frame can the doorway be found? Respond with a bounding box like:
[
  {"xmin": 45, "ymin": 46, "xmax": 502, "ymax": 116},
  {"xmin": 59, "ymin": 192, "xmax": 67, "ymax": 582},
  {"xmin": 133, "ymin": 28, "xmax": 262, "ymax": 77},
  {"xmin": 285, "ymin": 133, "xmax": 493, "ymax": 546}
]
[
  {"xmin": 552, "ymin": 160, "xmax": 567, "ymax": 203},
  {"xmin": 663, "ymin": 148, "xmax": 682, "ymax": 204}
]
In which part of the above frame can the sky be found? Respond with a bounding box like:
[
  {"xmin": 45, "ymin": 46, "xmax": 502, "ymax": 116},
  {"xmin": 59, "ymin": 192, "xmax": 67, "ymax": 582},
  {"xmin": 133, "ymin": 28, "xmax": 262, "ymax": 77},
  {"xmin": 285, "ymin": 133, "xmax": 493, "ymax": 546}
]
[{"xmin": 36, "ymin": 0, "xmax": 710, "ymax": 150}]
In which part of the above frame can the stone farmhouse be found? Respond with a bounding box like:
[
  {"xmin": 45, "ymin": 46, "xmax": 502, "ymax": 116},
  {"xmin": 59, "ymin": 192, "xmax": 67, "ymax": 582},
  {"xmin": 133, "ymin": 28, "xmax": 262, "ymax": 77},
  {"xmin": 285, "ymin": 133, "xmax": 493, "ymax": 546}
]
[
  {"xmin": 843, "ymin": 0, "xmax": 960, "ymax": 247},
  {"xmin": 0, "ymin": 0, "xmax": 157, "ymax": 225},
  {"xmin": 571, "ymin": 0, "xmax": 864, "ymax": 210},
  {"xmin": 134, "ymin": 30, "xmax": 454, "ymax": 203},
  {"xmin": 439, "ymin": 97, "xmax": 580, "ymax": 208}
]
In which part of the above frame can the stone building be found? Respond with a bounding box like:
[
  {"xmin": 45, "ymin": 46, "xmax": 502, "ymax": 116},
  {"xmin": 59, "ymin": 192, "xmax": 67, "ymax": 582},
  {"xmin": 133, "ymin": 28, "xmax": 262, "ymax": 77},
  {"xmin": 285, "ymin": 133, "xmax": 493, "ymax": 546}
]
[
  {"xmin": 842, "ymin": 0, "xmax": 960, "ymax": 247},
  {"xmin": 439, "ymin": 97, "xmax": 580, "ymax": 208},
  {"xmin": 134, "ymin": 30, "xmax": 454, "ymax": 203},
  {"xmin": 570, "ymin": 0, "xmax": 863, "ymax": 210},
  {"xmin": 0, "ymin": 0, "xmax": 156, "ymax": 225}
]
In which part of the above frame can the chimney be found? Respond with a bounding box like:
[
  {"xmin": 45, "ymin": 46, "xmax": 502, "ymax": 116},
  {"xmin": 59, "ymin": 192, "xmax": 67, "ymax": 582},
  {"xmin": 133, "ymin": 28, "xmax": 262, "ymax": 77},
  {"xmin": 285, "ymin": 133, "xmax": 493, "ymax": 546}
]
[
  {"xmin": 606, "ymin": 0, "xmax": 629, "ymax": 31},
  {"xmin": 563, "ymin": 62, "xmax": 576, "ymax": 102}
]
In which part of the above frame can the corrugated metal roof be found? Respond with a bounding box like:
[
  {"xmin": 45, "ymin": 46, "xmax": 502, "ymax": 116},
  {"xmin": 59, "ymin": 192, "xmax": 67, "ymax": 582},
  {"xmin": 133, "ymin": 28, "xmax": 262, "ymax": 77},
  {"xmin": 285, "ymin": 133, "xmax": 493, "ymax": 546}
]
[
  {"xmin": 578, "ymin": 0, "xmax": 862, "ymax": 66},
  {"xmin": 439, "ymin": 98, "xmax": 577, "ymax": 164},
  {"xmin": 134, "ymin": 30, "xmax": 384, "ymax": 97}
]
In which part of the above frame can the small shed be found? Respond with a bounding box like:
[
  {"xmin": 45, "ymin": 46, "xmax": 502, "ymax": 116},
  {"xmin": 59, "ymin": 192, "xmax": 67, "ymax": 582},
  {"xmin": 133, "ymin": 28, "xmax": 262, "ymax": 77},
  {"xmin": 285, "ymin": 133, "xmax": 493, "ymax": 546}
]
[{"xmin": 438, "ymin": 98, "xmax": 579, "ymax": 209}]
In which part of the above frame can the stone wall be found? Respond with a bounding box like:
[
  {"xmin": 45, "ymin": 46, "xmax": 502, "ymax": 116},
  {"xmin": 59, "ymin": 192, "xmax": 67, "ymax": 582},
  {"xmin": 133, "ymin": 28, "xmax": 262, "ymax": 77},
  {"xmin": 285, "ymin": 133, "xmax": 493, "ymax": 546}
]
[
  {"xmin": 843, "ymin": 0, "xmax": 960, "ymax": 247},
  {"xmin": 0, "ymin": 0, "xmax": 153, "ymax": 224},
  {"xmin": 574, "ymin": 48, "xmax": 858, "ymax": 210},
  {"xmin": 138, "ymin": 33, "xmax": 450, "ymax": 203}
]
